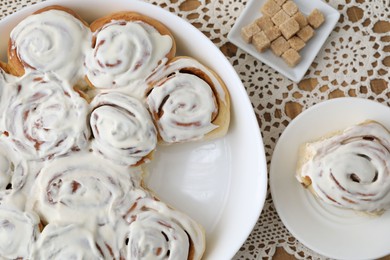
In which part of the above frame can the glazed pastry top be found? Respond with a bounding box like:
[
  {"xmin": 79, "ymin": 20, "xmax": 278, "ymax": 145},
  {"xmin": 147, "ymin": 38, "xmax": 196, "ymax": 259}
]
[{"xmin": 297, "ymin": 121, "xmax": 390, "ymax": 213}]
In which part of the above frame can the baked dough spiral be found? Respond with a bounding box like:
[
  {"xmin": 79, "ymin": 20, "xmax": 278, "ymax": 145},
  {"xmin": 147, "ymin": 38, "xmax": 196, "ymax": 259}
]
[
  {"xmin": 0, "ymin": 206, "xmax": 40, "ymax": 259},
  {"xmin": 122, "ymin": 197, "xmax": 205, "ymax": 260},
  {"xmin": 8, "ymin": 6, "xmax": 91, "ymax": 82},
  {"xmin": 30, "ymin": 152, "xmax": 147, "ymax": 226},
  {"xmin": 90, "ymin": 92, "xmax": 157, "ymax": 166},
  {"xmin": 85, "ymin": 12, "xmax": 176, "ymax": 90},
  {"xmin": 147, "ymin": 56, "xmax": 230, "ymax": 144},
  {"xmin": 2, "ymin": 72, "xmax": 90, "ymax": 160},
  {"xmin": 296, "ymin": 121, "xmax": 390, "ymax": 213},
  {"xmin": 31, "ymin": 223, "xmax": 102, "ymax": 259}
]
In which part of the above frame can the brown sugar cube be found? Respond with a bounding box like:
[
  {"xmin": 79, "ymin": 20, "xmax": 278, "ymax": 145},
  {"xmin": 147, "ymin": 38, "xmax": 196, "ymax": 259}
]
[
  {"xmin": 307, "ymin": 8, "xmax": 325, "ymax": 29},
  {"xmin": 293, "ymin": 11, "xmax": 308, "ymax": 28},
  {"xmin": 272, "ymin": 9, "xmax": 290, "ymax": 26},
  {"xmin": 252, "ymin": 31, "xmax": 271, "ymax": 52},
  {"xmin": 282, "ymin": 0, "xmax": 299, "ymax": 16},
  {"xmin": 288, "ymin": 36, "xmax": 306, "ymax": 51},
  {"xmin": 297, "ymin": 25, "xmax": 315, "ymax": 42},
  {"xmin": 282, "ymin": 48, "xmax": 301, "ymax": 67},
  {"xmin": 274, "ymin": 0, "xmax": 287, "ymax": 6},
  {"xmin": 270, "ymin": 36, "xmax": 290, "ymax": 56},
  {"xmin": 264, "ymin": 26, "xmax": 281, "ymax": 41},
  {"xmin": 241, "ymin": 22, "xmax": 261, "ymax": 43},
  {"xmin": 279, "ymin": 17, "xmax": 300, "ymax": 40},
  {"xmin": 255, "ymin": 16, "xmax": 275, "ymax": 31},
  {"xmin": 260, "ymin": 0, "xmax": 281, "ymax": 17}
]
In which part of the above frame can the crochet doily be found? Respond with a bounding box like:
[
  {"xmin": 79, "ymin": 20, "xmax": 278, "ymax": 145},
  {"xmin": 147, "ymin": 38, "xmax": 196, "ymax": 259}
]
[{"xmin": 1, "ymin": 0, "xmax": 389, "ymax": 259}]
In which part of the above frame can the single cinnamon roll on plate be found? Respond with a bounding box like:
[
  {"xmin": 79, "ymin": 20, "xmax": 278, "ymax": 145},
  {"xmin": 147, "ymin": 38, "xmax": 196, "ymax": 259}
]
[
  {"xmin": 8, "ymin": 6, "xmax": 91, "ymax": 82},
  {"xmin": 146, "ymin": 56, "xmax": 230, "ymax": 144},
  {"xmin": 296, "ymin": 120, "xmax": 390, "ymax": 214},
  {"xmin": 85, "ymin": 11, "xmax": 176, "ymax": 91}
]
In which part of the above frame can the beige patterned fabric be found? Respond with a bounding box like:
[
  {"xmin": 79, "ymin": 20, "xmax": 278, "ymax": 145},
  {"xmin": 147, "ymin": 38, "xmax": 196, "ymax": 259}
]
[{"xmin": 1, "ymin": 0, "xmax": 389, "ymax": 259}]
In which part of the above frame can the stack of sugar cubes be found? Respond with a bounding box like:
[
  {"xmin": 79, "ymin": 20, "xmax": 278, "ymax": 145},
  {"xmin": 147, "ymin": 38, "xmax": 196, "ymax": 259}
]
[{"xmin": 241, "ymin": 0, "xmax": 325, "ymax": 67}]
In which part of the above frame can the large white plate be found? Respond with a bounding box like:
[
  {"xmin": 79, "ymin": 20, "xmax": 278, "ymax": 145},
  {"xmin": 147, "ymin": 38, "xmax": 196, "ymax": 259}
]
[
  {"xmin": 228, "ymin": 0, "xmax": 340, "ymax": 82},
  {"xmin": 0, "ymin": 0, "xmax": 268, "ymax": 259},
  {"xmin": 270, "ymin": 97, "xmax": 390, "ymax": 260}
]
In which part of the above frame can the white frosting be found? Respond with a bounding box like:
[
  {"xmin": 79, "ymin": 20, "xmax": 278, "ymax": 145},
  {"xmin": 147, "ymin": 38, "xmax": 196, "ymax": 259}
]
[
  {"xmin": 2, "ymin": 72, "xmax": 90, "ymax": 160},
  {"xmin": 0, "ymin": 206, "xmax": 40, "ymax": 259},
  {"xmin": 85, "ymin": 20, "xmax": 173, "ymax": 89},
  {"xmin": 0, "ymin": 140, "xmax": 28, "ymax": 192},
  {"xmin": 29, "ymin": 152, "xmax": 147, "ymax": 227},
  {"xmin": 297, "ymin": 122, "xmax": 390, "ymax": 212},
  {"xmin": 31, "ymin": 223, "xmax": 102, "ymax": 259},
  {"xmin": 90, "ymin": 92, "xmax": 157, "ymax": 166},
  {"xmin": 147, "ymin": 57, "xmax": 227, "ymax": 104},
  {"xmin": 121, "ymin": 197, "xmax": 205, "ymax": 260},
  {"xmin": 147, "ymin": 72, "xmax": 218, "ymax": 143},
  {"xmin": 10, "ymin": 9, "xmax": 91, "ymax": 83}
]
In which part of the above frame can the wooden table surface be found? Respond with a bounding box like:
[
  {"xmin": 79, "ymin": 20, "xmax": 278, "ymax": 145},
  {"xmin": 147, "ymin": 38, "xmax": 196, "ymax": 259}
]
[{"xmin": 179, "ymin": 0, "xmax": 390, "ymax": 259}]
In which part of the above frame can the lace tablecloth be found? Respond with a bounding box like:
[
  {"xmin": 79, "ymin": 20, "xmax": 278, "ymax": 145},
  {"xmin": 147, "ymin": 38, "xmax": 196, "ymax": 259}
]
[{"xmin": 1, "ymin": 0, "xmax": 390, "ymax": 259}]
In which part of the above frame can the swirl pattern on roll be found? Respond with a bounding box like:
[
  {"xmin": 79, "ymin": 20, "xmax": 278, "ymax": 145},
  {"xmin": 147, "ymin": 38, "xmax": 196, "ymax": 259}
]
[
  {"xmin": 0, "ymin": 206, "xmax": 40, "ymax": 259},
  {"xmin": 121, "ymin": 197, "xmax": 205, "ymax": 260},
  {"xmin": 85, "ymin": 13, "xmax": 175, "ymax": 90},
  {"xmin": 90, "ymin": 92, "xmax": 157, "ymax": 166},
  {"xmin": 147, "ymin": 57, "xmax": 230, "ymax": 143},
  {"xmin": 297, "ymin": 121, "xmax": 390, "ymax": 213},
  {"xmin": 2, "ymin": 72, "xmax": 90, "ymax": 160},
  {"xmin": 31, "ymin": 223, "xmax": 102, "ymax": 259},
  {"xmin": 30, "ymin": 152, "xmax": 147, "ymax": 226},
  {"xmin": 8, "ymin": 7, "xmax": 91, "ymax": 82},
  {"xmin": 0, "ymin": 140, "xmax": 28, "ymax": 192}
]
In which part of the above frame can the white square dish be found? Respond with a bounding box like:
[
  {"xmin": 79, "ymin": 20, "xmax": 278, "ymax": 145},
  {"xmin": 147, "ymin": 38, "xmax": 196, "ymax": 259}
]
[{"xmin": 228, "ymin": 0, "xmax": 340, "ymax": 82}]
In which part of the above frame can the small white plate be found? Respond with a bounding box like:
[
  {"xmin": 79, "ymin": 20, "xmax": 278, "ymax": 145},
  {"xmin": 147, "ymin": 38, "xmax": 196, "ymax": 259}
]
[
  {"xmin": 270, "ymin": 97, "xmax": 390, "ymax": 260},
  {"xmin": 227, "ymin": 0, "xmax": 340, "ymax": 82}
]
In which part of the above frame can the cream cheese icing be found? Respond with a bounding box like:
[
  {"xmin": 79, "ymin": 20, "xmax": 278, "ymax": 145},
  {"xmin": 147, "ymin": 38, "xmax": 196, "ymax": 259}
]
[
  {"xmin": 147, "ymin": 73, "xmax": 218, "ymax": 143},
  {"xmin": 85, "ymin": 20, "xmax": 172, "ymax": 90},
  {"xmin": 297, "ymin": 121, "xmax": 390, "ymax": 213},
  {"xmin": 90, "ymin": 92, "xmax": 157, "ymax": 166},
  {"xmin": 2, "ymin": 72, "xmax": 90, "ymax": 160},
  {"xmin": 10, "ymin": 9, "xmax": 91, "ymax": 83}
]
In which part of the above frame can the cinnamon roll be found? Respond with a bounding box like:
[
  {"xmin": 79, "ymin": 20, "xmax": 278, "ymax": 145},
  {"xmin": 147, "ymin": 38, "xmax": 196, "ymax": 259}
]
[
  {"xmin": 2, "ymin": 72, "xmax": 90, "ymax": 160},
  {"xmin": 0, "ymin": 206, "xmax": 40, "ymax": 259},
  {"xmin": 90, "ymin": 92, "xmax": 157, "ymax": 166},
  {"xmin": 121, "ymin": 197, "xmax": 205, "ymax": 260},
  {"xmin": 30, "ymin": 152, "xmax": 148, "ymax": 226},
  {"xmin": 0, "ymin": 140, "xmax": 28, "ymax": 193},
  {"xmin": 85, "ymin": 11, "xmax": 176, "ymax": 91},
  {"xmin": 146, "ymin": 56, "xmax": 230, "ymax": 144},
  {"xmin": 31, "ymin": 223, "xmax": 102, "ymax": 259},
  {"xmin": 8, "ymin": 6, "xmax": 91, "ymax": 82},
  {"xmin": 296, "ymin": 121, "xmax": 390, "ymax": 213}
]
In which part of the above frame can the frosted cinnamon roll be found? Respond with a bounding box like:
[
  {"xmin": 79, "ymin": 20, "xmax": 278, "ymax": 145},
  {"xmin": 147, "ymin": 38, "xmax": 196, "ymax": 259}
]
[
  {"xmin": 297, "ymin": 121, "xmax": 390, "ymax": 213},
  {"xmin": 121, "ymin": 197, "xmax": 205, "ymax": 260},
  {"xmin": 0, "ymin": 140, "xmax": 28, "ymax": 193},
  {"xmin": 146, "ymin": 56, "xmax": 230, "ymax": 144},
  {"xmin": 31, "ymin": 223, "xmax": 102, "ymax": 259},
  {"xmin": 90, "ymin": 92, "xmax": 157, "ymax": 166},
  {"xmin": 2, "ymin": 72, "xmax": 90, "ymax": 160},
  {"xmin": 85, "ymin": 11, "xmax": 176, "ymax": 91},
  {"xmin": 8, "ymin": 6, "xmax": 91, "ymax": 82},
  {"xmin": 0, "ymin": 206, "xmax": 40, "ymax": 259},
  {"xmin": 30, "ymin": 152, "xmax": 147, "ymax": 226}
]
